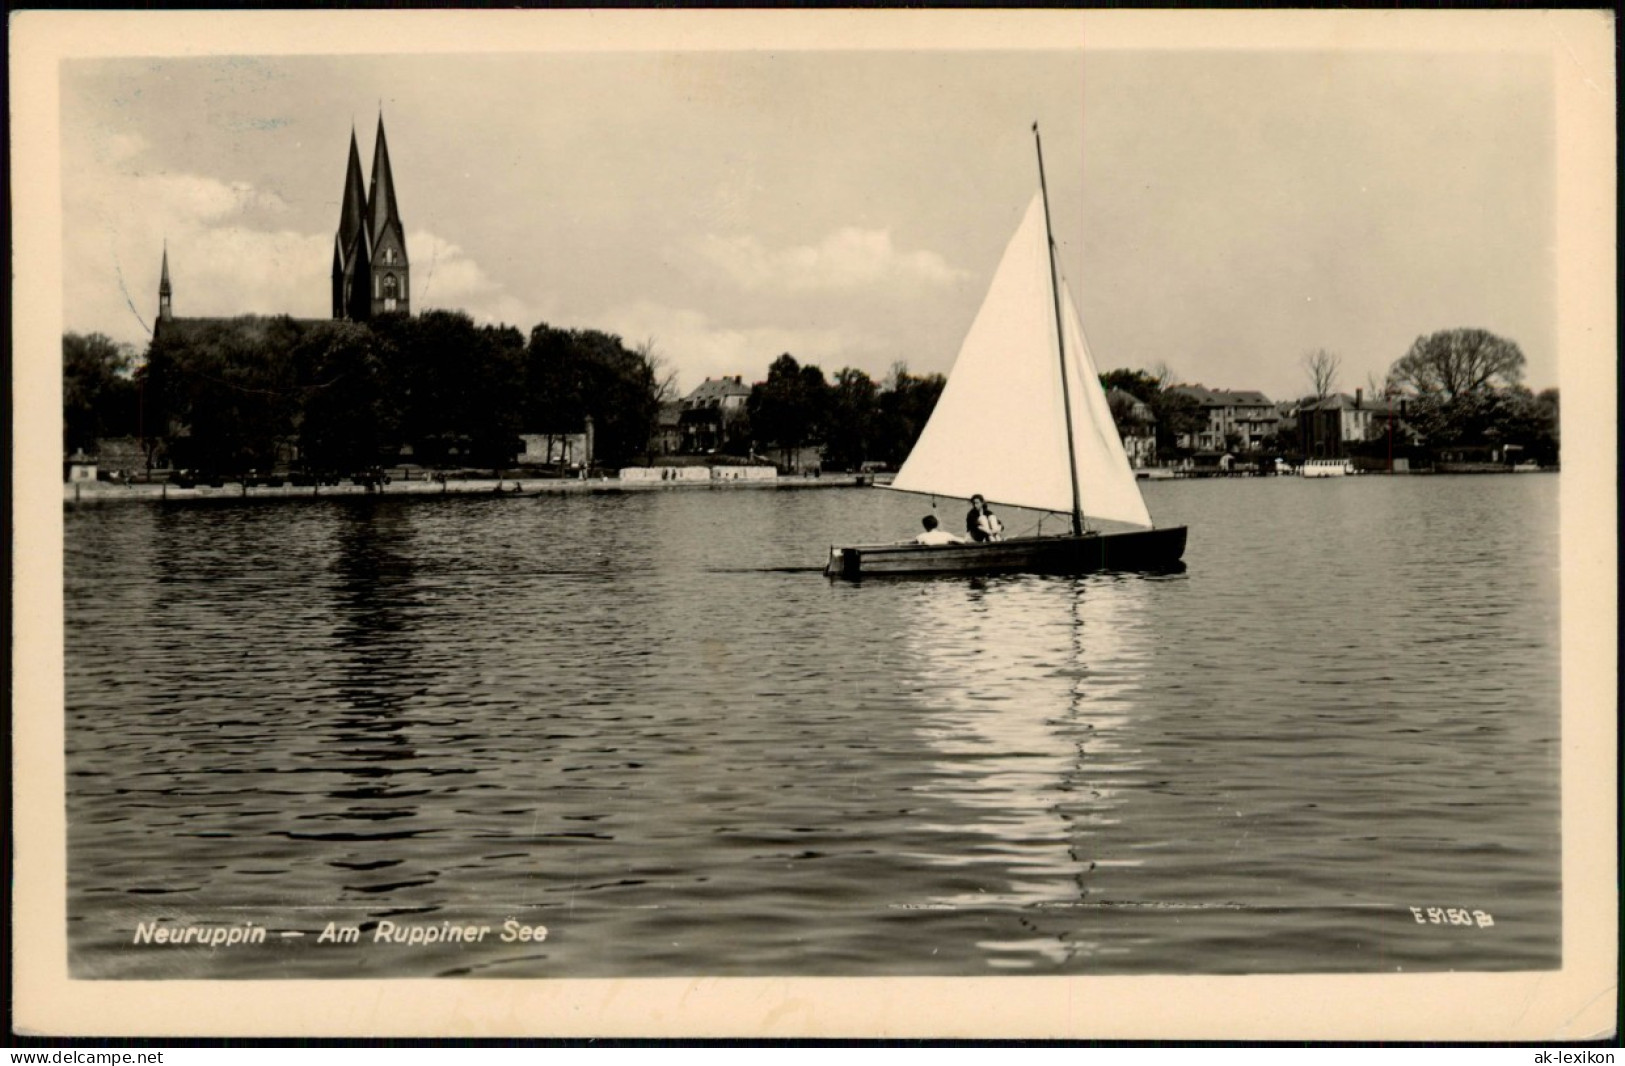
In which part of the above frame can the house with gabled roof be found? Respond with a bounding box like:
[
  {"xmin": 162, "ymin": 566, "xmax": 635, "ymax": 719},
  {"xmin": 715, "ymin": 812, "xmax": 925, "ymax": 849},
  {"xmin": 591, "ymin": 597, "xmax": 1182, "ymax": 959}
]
[
  {"xmin": 1167, "ymin": 385, "xmax": 1279, "ymax": 452},
  {"xmin": 679, "ymin": 375, "xmax": 752, "ymax": 453},
  {"xmin": 1106, "ymin": 387, "xmax": 1157, "ymax": 468},
  {"xmin": 1298, "ymin": 389, "xmax": 1404, "ymax": 458}
]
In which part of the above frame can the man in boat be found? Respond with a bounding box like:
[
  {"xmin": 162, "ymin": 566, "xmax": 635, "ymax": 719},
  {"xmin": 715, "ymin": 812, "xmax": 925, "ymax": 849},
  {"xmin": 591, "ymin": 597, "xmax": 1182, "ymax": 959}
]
[
  {"xmin": 914, "ymin": 515, "xmax": 965, "ymax": 546},
  {"xmin": 966, "ymin": 495, "xmax": 1005, "ymax": 542}
]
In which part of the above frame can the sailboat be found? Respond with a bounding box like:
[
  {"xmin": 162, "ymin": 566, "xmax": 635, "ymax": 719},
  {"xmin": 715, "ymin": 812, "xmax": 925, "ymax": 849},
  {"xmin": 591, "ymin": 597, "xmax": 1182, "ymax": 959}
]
[{"xmin": 824, "ymin": 125, "xmax": 1187, "ymax": 580}]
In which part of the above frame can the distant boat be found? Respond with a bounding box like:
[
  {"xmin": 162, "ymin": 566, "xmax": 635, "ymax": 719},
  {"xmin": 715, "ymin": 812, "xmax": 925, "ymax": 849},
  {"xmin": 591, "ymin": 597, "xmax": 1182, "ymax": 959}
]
[
  {"xmin": 824, "ymin": 125, "xmax": 1187, "ymax": 580},
  {"xmin": 1301, "ymin": 459, "xmax": 1355, "ymax": 478}
]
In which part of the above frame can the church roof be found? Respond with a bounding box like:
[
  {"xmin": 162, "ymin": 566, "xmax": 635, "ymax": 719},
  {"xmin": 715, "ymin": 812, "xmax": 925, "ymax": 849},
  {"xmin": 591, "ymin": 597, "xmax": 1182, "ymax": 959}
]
[
  {"xmin": 337, "ymin": 129, "xmax": 370, "ymax": 264},
  {"xmin": 368, "ymin": 114, "xmax": 404, "ymax": 249},
  {"xmin": 153, "ymin": 314, "xmax": 329, "ymax": 344}
]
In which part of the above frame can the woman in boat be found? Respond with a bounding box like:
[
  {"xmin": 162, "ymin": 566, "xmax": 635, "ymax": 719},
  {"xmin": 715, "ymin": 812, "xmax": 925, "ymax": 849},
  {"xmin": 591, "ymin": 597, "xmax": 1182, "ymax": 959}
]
[{"xmin": 966, "ymin": 495, "xmax": 1005, "ymax": 542}]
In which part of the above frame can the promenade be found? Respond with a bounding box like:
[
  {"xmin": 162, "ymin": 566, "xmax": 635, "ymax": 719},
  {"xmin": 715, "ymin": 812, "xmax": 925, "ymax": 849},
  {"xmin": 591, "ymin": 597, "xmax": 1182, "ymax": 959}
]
[{"xmin": 63, "ymin": 473, "xmax": 873, "ymax": 504}]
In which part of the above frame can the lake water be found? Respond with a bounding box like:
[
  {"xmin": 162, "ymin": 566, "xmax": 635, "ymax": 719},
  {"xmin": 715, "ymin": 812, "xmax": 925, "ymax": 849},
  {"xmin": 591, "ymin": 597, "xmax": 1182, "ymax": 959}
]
[{"xmin": 63, "ymin": 475, "xmax": 1560, "ymax": 978}]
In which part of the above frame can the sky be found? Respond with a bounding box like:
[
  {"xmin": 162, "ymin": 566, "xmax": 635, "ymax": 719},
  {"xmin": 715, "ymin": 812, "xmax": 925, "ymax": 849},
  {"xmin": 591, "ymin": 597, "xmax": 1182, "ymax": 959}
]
[{"xmin": 56, "ymin": 18, "xmax": 1563, "ymax": 403}]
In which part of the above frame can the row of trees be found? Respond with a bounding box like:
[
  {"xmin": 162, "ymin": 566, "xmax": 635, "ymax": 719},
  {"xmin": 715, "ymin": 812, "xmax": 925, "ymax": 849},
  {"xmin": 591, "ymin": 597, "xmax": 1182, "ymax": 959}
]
[
  {"xmin": 742, "ymin": 354, "xmax": 946, "ymax": 471},
  {"xmin": 63, "ymin": 317, "xmax": 943, "ymax": 479},
  {"xmin": 1098, "ymin": 328, "xmax": 1559, "ymax": 465},
  {"xmin": 64, "ymin": 318, "xmax": 1559, "ymax": 478},
  {"xmin": 64, "ymin": 332, "xmax": 143, "ymax": 455},
  {"xmin": 1382, "ymin": 329, "xmax": 1558, "ymax": 460},
  {"xmin": 1100, "ymin": 367, "xmax": 1208, "ymax": 454},
  {"xmin": 1308, "ymin": 329, "xmax": 1558, "ymax": 462},
  {"xmin": 66, "ymin": 311, "xmax": 669, "ymax": 477}
]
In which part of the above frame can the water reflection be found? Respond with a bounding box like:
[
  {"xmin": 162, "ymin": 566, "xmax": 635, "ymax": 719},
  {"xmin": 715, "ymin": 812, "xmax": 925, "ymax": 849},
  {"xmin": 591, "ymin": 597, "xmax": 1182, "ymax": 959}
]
[
  {"xmin": 64, "ymin": 478, "xmax": 1560, "ymax": 977},
  {"xmin": 301, "ymin": 501, "xmax": 445, "ymax": 901},
  {"xmin": 903, "ymin": 573, "xmax": 1158, "ymax": 966}
]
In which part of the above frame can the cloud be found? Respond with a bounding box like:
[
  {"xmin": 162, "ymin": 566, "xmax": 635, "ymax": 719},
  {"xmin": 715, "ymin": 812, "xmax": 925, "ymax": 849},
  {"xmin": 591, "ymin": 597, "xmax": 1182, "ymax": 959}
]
[
  {"xmin": 697, "ymin": 227, "xmax": 965, "ymax": 292},
  {"xmin": 408, "ymin": 230, "xmax": 534, "ymax": 329},
  {"xmin": 594, "ymin": 301, "xmax": 852, "ymax": 396},
  {"xmin": 60, "ymin": 153, "xmax": 534, "ymax": 345},
  {"xmin": 63, "ymin": 163, "xmax": 332, "ymax": 340}
]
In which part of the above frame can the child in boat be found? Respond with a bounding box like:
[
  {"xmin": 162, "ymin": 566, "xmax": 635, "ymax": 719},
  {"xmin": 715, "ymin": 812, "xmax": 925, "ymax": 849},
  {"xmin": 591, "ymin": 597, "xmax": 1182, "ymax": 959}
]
[{"xmin": 914, "ymin": 515, "xmax": 964, "ymax": 546}]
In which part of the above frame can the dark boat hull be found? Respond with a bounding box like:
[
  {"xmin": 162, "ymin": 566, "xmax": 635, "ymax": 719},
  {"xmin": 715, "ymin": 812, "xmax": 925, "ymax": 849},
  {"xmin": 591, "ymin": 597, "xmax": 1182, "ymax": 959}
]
[{"xmin": 824, "ymin": 526, "xmax": 1188, "ymax": 580}]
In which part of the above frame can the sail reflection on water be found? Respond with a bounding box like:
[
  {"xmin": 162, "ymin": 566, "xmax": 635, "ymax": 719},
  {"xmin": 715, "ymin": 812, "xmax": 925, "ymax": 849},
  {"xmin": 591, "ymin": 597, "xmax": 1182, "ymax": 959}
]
[{"xmin": 902, "ymin": 573, "xmax": 1158, "ymax": 924}]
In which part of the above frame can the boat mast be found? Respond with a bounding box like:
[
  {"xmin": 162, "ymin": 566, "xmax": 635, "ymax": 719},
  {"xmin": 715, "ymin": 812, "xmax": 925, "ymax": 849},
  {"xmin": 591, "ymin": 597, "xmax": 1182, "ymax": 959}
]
[{"xmin": 1033, "ymin": 122, "xmax": 1086, "ymax": 537}]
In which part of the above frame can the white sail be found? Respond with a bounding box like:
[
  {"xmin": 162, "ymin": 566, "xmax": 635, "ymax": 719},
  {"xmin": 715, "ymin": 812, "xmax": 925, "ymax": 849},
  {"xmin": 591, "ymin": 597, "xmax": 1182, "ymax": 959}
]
[{"xmin": 890, "ymin": 194, "xmax": 1154, "ymax": 529}]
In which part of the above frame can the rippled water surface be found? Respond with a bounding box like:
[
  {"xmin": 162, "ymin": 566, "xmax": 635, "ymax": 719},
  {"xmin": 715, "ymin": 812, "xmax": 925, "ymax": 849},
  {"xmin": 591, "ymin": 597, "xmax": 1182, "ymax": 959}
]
[{"xmin": 64, "ymin": 476, "xmax": 1560, "ymax": 977}]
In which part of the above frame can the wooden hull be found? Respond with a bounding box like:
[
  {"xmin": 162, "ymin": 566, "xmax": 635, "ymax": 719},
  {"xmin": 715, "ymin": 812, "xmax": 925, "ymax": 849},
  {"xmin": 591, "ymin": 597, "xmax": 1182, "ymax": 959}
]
[{"xmin": 824, "ymin": 526, "xmax": 1188, "ymax": 580}]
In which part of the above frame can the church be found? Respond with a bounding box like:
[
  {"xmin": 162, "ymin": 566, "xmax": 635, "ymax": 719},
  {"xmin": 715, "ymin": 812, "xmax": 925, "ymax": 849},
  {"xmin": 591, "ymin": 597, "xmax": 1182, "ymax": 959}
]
[{"xmin": 155, "ymin": 114, "xmax": 410, "ymax": 335}]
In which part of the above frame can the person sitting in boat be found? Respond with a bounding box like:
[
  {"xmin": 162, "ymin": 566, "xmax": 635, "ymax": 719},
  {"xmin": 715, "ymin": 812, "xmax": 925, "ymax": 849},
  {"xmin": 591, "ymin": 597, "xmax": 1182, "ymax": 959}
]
[
  {"xmin": 966, "ymin": 495, "xmax": 1005, "ymax": 542},
  {"xmin": 914, "ymin": 515, "xmax": 964, "ymax": 546}
]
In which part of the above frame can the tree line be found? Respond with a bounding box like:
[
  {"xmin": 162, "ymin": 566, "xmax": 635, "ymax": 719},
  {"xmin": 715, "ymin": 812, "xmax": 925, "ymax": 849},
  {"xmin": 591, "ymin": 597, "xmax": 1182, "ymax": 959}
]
[
  {"xmin": 736, "ymin": 354, "xmax": 946, "ymax": 471},
  {"xmin": 1099, "ymin": 328, "xmax": 1558, "ymax": 465},
  {"xmin": 65, "ymin": 312, "xmax": 666, "ymax": 477},
  {"xmin": 61, "ymin": 317, "xmax": 946, "ymax": 478},
  {"xmin": 63, "ymin": 320, "xmax": 1557, "ymax": 478}
]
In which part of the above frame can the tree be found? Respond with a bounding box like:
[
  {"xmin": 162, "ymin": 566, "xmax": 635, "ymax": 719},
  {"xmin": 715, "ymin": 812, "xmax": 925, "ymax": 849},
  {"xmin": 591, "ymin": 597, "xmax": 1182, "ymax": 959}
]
[
  {"xmin": 144, "ymin": 316, "xmax": 303, "ymax": 476},
  {"xmin": 294, "ymin": 321, "xmax": 386, "ymax": 475},
  {"xmin": 522, "ymin": 324, "xmax": 662, "ymax": 468},
  {"xmin": 1099, "ymin": 368, "xmax": 1163, "ymax": 405},
  {"xmin": 872, "ymin": 362, "xmax": 946, "ymax": 466},
  {"xmin": 1303, "ymin": 348, "xmax": 1341, "ymax": 401},
  {"xmin": 63, "ymin": 332, "xmax": 140, "ymax": 453},
  {"xmin": 1386, "ymin": 328, "xmax": 1525, "ymax": 401},
  {"xmin": 822, "ymin": 367, "xmax": 878, "ymax": 471},
  {"xmin": 747, "ymin": 354, "xmax": 831, "ymax": 469}
]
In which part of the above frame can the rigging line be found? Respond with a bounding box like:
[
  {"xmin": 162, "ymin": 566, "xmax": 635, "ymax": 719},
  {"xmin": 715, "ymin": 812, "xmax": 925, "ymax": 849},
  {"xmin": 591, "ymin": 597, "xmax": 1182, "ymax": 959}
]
[{"xmin": 1034, "ymin": 122, "xmax": 1087, "ymax": 538}]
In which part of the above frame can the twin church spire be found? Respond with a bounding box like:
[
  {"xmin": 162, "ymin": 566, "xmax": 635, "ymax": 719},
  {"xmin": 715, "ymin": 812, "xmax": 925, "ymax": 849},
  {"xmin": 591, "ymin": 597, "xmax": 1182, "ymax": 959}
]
[
  {"xmin": 333, "ymin": 114, "xmax": 410, "ymax": 320},
  {"xmin": 156, "ymin": 113, "xmax": 410, "ymax": 330}
]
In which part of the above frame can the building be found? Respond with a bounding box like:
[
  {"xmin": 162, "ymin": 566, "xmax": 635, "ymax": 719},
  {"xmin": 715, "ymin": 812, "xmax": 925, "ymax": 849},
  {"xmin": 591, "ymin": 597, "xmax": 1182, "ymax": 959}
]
[
  {"xmin": 517, "ymin": 426, "xmax": 592, "ymax": 470},
  {"xmin": 1298, "ymin": 389, "xmax": 1402, "ymax": 458},
  {"xmin": 679, "ymin": 375, "xmax": 752, "ymax": 453},
  {"xmin": 154, "ymin": 113, "xmax": 409, "ymax": 340},
  {"xmin": 1106, "ymin": 387, "xmax": 1157, "ymax": 468},
  {"xmin": 1167, "ymin": 386, "xmax": 1279, "ymax": 452},
  {"xmin": 332, "ymin": 116, "xmax": 410, "ymax": 320},
  {"xmin": 651, "ymin": 402, "xmax": 683, "ymax": 457}
]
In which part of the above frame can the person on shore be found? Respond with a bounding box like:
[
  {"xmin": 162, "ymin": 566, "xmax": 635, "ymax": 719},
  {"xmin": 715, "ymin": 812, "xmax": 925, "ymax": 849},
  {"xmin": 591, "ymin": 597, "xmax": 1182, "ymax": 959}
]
[
  {"xmin": 914, "ymin": 514, "xmax": 964, "ymax": 546},
  {"xmin": 966, "ymin": 495, "xmax": 1005, "ymax": 542}
]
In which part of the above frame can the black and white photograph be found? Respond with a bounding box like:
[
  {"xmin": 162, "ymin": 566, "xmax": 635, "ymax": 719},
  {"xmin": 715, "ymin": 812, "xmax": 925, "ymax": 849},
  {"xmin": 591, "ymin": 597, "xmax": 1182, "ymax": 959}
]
[{"xmin": 12, "ymin": 9, "xmax": 1616, "ymax": 1040}]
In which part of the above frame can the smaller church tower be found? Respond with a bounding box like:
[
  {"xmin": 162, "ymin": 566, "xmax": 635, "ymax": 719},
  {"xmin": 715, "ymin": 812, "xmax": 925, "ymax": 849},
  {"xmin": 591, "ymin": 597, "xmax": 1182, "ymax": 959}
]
[{"xmin": 158, "ymin": 244, "xmax": 173, "ymax": 323}]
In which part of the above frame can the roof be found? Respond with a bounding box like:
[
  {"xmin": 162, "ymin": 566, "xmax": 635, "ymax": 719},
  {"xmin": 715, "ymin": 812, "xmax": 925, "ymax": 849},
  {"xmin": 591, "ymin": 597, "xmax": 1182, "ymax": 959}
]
[
  {"xmin": 337, "ymin": 129, "xmax": 369, "ymax": 265},
  {"xmin": 683, "ymin": 376, "xmax": 752, "ymax": 405},
  {"xmin": 1302, "ymin": 391, "xmax": 1400, "ymax": 415},
  {"xmin": 368, "ymin": 114, "xmax": 405, "ymax": 253},
  {"xmin": 153, "ymin": 315, "xmax": 330, "ymax": 343},
  {"xmin": 1169, "ymin": 385, "xmax": 1276, "ymax": 408},
  {"xmin": 1106, "ymin": 387, "xmax": 1156, "ymax": 422}
]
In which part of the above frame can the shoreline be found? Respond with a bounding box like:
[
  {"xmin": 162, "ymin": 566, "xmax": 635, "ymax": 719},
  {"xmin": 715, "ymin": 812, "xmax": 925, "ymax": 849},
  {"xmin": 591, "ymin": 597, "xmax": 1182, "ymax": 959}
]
[{"xmin": 64, "ymin": 473, "xmax": 875, "ymax": 504}]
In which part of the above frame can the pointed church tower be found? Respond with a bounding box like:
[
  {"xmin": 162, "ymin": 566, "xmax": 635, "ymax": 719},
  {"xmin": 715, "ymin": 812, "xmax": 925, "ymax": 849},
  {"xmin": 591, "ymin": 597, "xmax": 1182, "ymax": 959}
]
[
  {"xmin": 158, "ymin": 244, "xmax": 173, "ymax": 323},
  {"xmin": 333, "ymin": 128, "xmax": 373, "ymax": 320},
  {"xmin": 366, "ymin": 113, "xmax": 409, "ymax": 316}
]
